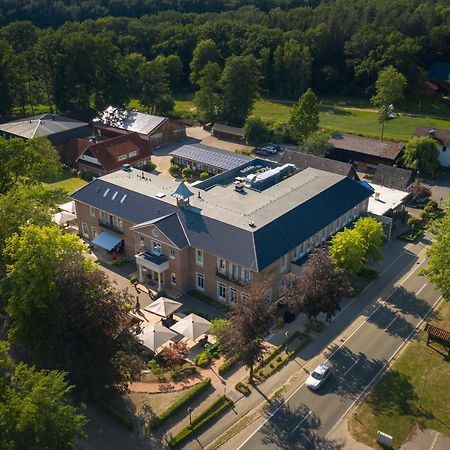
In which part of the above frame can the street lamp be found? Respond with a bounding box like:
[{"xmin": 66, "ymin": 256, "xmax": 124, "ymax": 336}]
[
  {"xmin": 285, "ymin": 331, "xmax": 290, "ymax": 353},
  {"xmin": 187, "ymin": 407, "xmax": 193, "ymax": 428}
]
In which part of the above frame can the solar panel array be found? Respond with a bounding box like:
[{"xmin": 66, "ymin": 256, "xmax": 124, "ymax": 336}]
[{"xmin": 170, "ymin": 144, "xmax": 250, "ymax": 171}]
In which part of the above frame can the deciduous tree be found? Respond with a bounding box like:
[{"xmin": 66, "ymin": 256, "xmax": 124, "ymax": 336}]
[
  {"xmin": 243, "ymin": 116, "xmax": 272, "ymax": 145},
  {"xmin": 221, "ymin": 285, "xmax": 274, "ymax": 382},
  {"xmin": 209, "ymin": 318, "xmax": 230, "ymax": 345},
  {"xmin": 0, "ymin": 342, "xmax": 86, "ymax": 450},
  {"xmin": 220, "ymin": 55, "xmax": 261, "ymax": 127},
  {"xmin": 139, "ymin": 58, "xmax": 172, "ymax": 114},
  {"xmin": 330, "ymin": 228, "xmax": 366, "ymax": 277},
  {"xmin": 409, "ymin": 180, "xmax": 431, "ymax": 202},
  {"xmin": 159, "ymin": 341, "xmax": 189, "ymax": 366},
  {"xmin": 354, "ymin": 217, "xmax": 384, "ymax": 262},
  {"xmin": 193, "ymin": 62, "xmax": 222, "ymax": 122},
  {"xmin": 288, "ymin": 88, "xmax": 319, "ymax": 144},
  {"xmin": 190, "ymin": 39, "xmax": 221, "ymax": 85},
  {"xmin": 301, "ymin": 131, "xmax": 333, "ymax": 157},
  {"xmin": 402, "ymin": 137, "xmax": 440, "ymax": 178},
  {"xmin": 371, "ymin": 66, "xmax": 406, "ymax": 139}
]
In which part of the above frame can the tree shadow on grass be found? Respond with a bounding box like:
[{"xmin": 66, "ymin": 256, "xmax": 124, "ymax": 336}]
[
  {"xmin": 365, "ymin": 370, "xmax": 417, "ymax": 417},
  {"xmin": 259, "ymin": 401, "xmax": 345, "ymax": 450}
]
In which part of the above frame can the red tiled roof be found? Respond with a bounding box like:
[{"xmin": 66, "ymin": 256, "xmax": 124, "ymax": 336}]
[
  {"xmin": 58, "ymin": 138, "xmax": 90, "ymax": 161},
  {"xmin": 77, "ymin": 133, "xmax": 152, "ymax": 171}
]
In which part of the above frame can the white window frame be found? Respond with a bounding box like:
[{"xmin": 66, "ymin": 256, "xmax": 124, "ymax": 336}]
[
  {"xmin": 171, "ymin": 273, "xmax": 176, "ymax": 286},
  {"xmin": 140, "ymin": 236, "xmax": 145, "ymax": 246},
  {"xmin": 81, "ymin": 222, "xmax": 89, "ymax": 239},
  {"xmin": 152, "ymin": 240, "xmax": 162, "ymax": 255},
  {"xmin": 230, "ymin": 263, "xmax": 238, "ymax": 280},
  {"xmin": 229, "ymin": 287, "xmax": 237, "ymax": 302},
  {"xmin": 196, "ymin": 272, "xmax": 205, "ymax": 291},
  {"xmin": 92, "ymin": 227, "xmax": 98, "ymax": 238},
  {"xmin": 196, "ymin": 248, "xmax": 203, "ymax": 266},
  {"xmin": 217, "ymin": 258, "xmax": 226, "ymax": 274},
  {"xmin": 242, "ymin": 268, "xmax": 251, "ymax": 284},
  {"xmin": 128, "ymin": 150, "xmax": 138, "ymax": 158},
  {"xmin": 89, "ymin": 206, "xmax": 96, "ymax": 217},
  {"xmin": 169, "ymin": 248, "xmax": 175, "ymax": 259},
  {"xmin": 217, "ymin": 282, "xmax": 227, "ymax": 302},
  {"xmin": 241, "ymin": 292, "xmax": 249, "ymax": 302},
  {"xmin": 117, "ymin": 154, "xmax": 127, "ymax": 162}
]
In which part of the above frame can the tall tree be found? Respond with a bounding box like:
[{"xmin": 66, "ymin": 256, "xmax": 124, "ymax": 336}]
[
  {"xmin": 0, "ymin": 137, "xmax": 61, "ymax": 194},
  {"xmin": 330, "ymin": 228, "xmax": 366, "ymax": 277},
  {"xmin": 221, "ymin": 285, "xmax": 274, "ymax": 382},
  {"xmin": 0, "ymin": 38, "xmax": 14, "ymax": 119},
  {"xmin": 190, "ymin": 39, "xmax": 221, "ymax": 85},
  {"xmin": 284, "ymin": 249, "xmax": 352, "ymax": 321},
  {"xmin": 371, "ymin": 66, "xmax": 406, "ymax": 140},
  {"xmin": 165, "ymin": 54, "xmax": 184, "ymax": 91},
  {"xmin": 139, "ymin": 58, "xmax": 172, "ymax": 114},
  {"xmin": 354, "ymin": 217, "xmax": 384, "ymax": 262},
  {"xmin": 243, "ymin": 115, "xmax": 272, "ymax": 146},
  {"xmin": 424, "ymin": 201, "xmax": 450, "ymax": 300},
  {"xmin": 193, "ymin": 62, "xmax": 222, "ymax": 123},
  {"xmin": 220, "ymin": 55, "xmax": 261, "ymax": 127},
  {"xmin": 302, "ymin": 131, "xmax": 333, "ymax": 157},
  {"xmin": 402, "ymin": 136, "xmax": 440, "ymax": 178},
  {"xmin": 0, "ymin": 342, "xmax": 86, "ymax": 450},
  {"xmin": 288, "ymin": 88, "xmax": 320, "ymax": 144},
  {"xmin": 121, "ymin": 52, "xmax": 146, "ymax": 99}
]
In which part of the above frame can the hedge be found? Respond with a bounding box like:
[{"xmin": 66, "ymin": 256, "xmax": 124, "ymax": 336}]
[
  {"xmin": 98, "ymin": 403, "xmax": 133, "ymax": 430},
  {"xmin": 168, "ymin": 396, "xmax": 233, "ymax": 447},
  {"xmin": 218, "ymin": 358, "xmax": 236, "ymax": 375},
  {"xmin": 235, "ymin": 382, "xmax": 251, "ymax": 396},
  {"xmin": 255, "ymin": 331, "xmax": 301, "ymax": 371},
  {"xmin": 149, "ymin": 378, "xmax": 211, "ymax": 429},
  {"xmin": 397, "ymin": 229, "xmax": 423, "ymax": 242}
]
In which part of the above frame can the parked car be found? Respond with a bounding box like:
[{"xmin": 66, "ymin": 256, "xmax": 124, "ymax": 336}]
[
  {"xmin": 261, "ymin": 145, "xmax": 278, "ymax": 154},
  {"xmin": 255, "ymin": 148, "xmax": 269, "ymax": 156},
  {"xmin": 305, "ymin": 363, "xmax": 332, "ymax": 390}
]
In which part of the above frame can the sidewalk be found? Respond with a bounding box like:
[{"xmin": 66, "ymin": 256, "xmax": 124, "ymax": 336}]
[{"xmin": 182, "ymin": 234, "xmax": 429, "ymax": 450}]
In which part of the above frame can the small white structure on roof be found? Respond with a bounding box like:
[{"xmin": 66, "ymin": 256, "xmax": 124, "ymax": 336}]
[{"xmin": 170, "ymin": 313, "xmax": 211, "ymax": 341}]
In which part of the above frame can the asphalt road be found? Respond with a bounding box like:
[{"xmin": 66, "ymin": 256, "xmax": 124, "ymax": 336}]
[{"xmin": 238, "ymin": 260, "xmax": 442, "ymax": 450}]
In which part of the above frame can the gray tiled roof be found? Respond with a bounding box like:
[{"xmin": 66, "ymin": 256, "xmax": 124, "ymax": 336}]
[
  {"xmin": 0, "ymin": 113, "xmax": 88, "ymax": 139},
  {"xmin": 170, "ymin": 144, "xmax": 251, "ymax": 170},
  {"xmin": 372, "ymin": 164, "xmax": 414, "ymax": 191},
  {"xmin": 72, "ymin": 175, "xmax": 372, "ymax": 271},
  {"xmin": 414, "ymin": 127, "xmax": 450, "ymax": 147},
  {"xmin": 211, "ymin": 123, "xmax": 243, "ymax": 136}
]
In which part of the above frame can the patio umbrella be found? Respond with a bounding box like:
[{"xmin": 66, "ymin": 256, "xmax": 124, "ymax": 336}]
[
  {"xmin": 144, "ymin": 297, "xmax": 182, "ymax": 318},
  {"xmin": 136, "ymin": 323, "xmax": 178, "ymax": 351},
  {"xmin": 52, "ymin": 211, "xmax": 76, "ymax": 226},
  {"xmin": 59, "ymin": 201, "xmax": 76, "ymax": 214},
  {"xmin": 170, "ymin": 313, "xmax": 211, "ymax": 341}
]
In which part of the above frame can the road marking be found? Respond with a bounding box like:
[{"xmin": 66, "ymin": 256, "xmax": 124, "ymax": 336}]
[
  {"xmin": 430, "ymin": 431, "xmax": 440, "ymax": 450},
  {"xmin": 291, "ymin": 410, "xmax": 312, "ymax": 433},
  {"xmin": 326, "ymin": 294, "xmax": 443, "ymax": 438},
  {"xmin": 384, "ymin": 316, "xmax": 397, "ymax": 331},
  {"xmin": 416, "ymin": 282, "xmax": 427, "ymax": 297},
  {"xmin": 236, "ymin": 257, "xmax": 430, "ymax": 450},
  {"xmin": 343, "ymin": 358, "xmax": 359, "ymax": 376}
]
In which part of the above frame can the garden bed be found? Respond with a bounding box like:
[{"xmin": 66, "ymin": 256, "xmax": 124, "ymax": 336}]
[
  {"xmin": 142, "ymin": 359, "xmax": 199, "ymax": 384},
  {"xmin": 167, "ymin": 395, "xmax": 234, "ymax": 447},
  {"xmin": 397, "ymin": 229, "xmax": 423, "ymax": 242}
]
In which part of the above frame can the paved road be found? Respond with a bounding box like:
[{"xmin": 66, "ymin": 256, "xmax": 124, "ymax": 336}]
[{"xmin": 237, "ymin": 259, "xmax": 441, "ymax": 450}]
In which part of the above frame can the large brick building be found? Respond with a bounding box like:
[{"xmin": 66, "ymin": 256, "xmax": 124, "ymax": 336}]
[
  {"xmin": 72, "ymin": 159, "xmax": 372, "ymax": 302},
  {"xmin": 92, "ymin": 106, "xmax": 186, "ymax": 147}
]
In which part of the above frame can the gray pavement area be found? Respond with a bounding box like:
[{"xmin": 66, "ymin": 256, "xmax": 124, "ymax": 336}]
[{"xmin": 401, "ymin": 427, "xmax": 450, "ymax": 450}]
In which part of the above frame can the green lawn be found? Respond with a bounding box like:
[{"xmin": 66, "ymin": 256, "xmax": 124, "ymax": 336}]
[
  {"xmin": 349, "ymin": 299, "xmax": 450, "ymax": 449},
  {"xmin": 253, "ymin": 99, "xmax": 450, "ymax": 141},
  {"xmin": 42, "ymin": 168, "xmax": 87, "ymax": 194}
]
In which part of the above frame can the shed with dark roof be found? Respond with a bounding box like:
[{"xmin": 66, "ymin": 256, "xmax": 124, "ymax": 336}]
[
  {"xmin": 211, "ymin": 123, "xmax": 244, "ymax": 142},
  {"xmin": 328, "ymin": 133, "xmax": 405, "ymax": 169},
  {"xmin": 372, "ymin": 164, "xmax": 414, "ymax": 191},
  {"xmin": 279, "ymin": 150, "xmax": 359, "ymax": 180}
]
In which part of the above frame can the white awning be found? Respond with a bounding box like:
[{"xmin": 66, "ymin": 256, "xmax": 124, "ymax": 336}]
[{"xmin": 91, "ymin": 231, "xmax": 122, "ymax": 252}]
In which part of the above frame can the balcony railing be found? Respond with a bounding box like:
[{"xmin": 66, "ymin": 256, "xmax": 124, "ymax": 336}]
[
  {"xmin": 99, "ymin": 219, "xmax": 123, "ymax": 234},
  {"xmin": 215, "ymin": 270, "xmax": 249, "ymax": 287}
]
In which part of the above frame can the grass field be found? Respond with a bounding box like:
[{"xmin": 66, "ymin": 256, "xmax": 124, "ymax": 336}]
[
  {"xmin": 349, "ymin": 299, "xmax": 450, "ymax": 449},
  {"xmin": 42, "ymin": 168, "xmax": 87, "ymax": 194}
]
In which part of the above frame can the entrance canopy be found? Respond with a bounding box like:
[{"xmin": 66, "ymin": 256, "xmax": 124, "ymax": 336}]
[{"xmin": 91, "ymin": 231, "xmax": 122, "ymax": 252}]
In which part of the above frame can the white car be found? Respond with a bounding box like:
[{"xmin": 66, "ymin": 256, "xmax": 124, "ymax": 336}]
[
  {"xmin": 261, "ymin": 145, "xmax": 278, "ymax": 154},
  {"xmin": 305, "ymin": 363, "xmax": 332, "ymax": 390}
]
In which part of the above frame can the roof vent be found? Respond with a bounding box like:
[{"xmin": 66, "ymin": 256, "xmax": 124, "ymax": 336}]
[
  {"xmin": 249, "ymin": 221, "xmax": 256, "ymax": 228},
  {"xmin": 103, "ymin": 188, "xmax": 110, "ymax": 197},
  {"xmin": 111, "ymin": 191, "xmax": 118, "ymax": 200},
  {"xmin": 120, "ymin": 194, "xmax": 127, "ymax": 204},
  {"xmin": 155, "ymin": 192, "xmax": 165, "ymax": 198},
  {"xmin": 122, "ymin": 163, "xmax": 131, "ymax": 172}
]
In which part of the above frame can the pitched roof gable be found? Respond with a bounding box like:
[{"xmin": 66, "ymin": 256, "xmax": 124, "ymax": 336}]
[
  {"xmin": 414, "ymin": 127, "xmax": 450, "ymax": 147},
  {"xmin": 372, "ymin": 164, "xmax": 414, "ymax": 191}
]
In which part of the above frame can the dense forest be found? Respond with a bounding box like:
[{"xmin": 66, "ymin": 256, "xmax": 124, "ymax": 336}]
[{"xmin": 0, "ymin": 0, "xmax": 448, "ymax": 124}]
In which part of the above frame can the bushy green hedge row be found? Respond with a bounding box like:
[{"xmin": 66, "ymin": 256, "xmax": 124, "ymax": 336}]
[
  {"xmin": 194, "ymin": 341, "xmax": 221, "ymax": 368},
  {"xmin": 235, "ymin": 382, "xmax": 251, "ymax": 396},
  {"xmin": 168, "ymin": 396, "xmax": 233, "ymax": 447},
  {"xmin": 397, "ymin": 229, "xmax": 423, "ymax": 242},
  {"xmin": 256, "ymin": 334, "xmax": 311, "ymax": 380},
  {"xmin": 218, "ymin": 358, "xmax": 236, "ymax": 375},
  {"xmin": 149, "ymin": 378, "xmax": 211, "ymax": 430},
  {"xmin": 255, "ymin": 331, "xmax": 301, "ymax": 371},
  {"xmin": 98, "ymin": 403, "xmax": 133, "ymax": 430}
]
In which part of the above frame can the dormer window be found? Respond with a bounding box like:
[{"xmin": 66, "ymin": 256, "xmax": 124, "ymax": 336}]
[
  {"xmin": 117, "ymin": 154, "xmax": 127, "ymax": 162},
  {"xmin": 128, "ymin": 150, "xmax": 138, "ymax": 158}
]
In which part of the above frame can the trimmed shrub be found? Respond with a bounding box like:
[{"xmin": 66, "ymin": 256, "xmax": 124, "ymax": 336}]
[
  {"xmin": 308, "ymin": 319, "xmax": 325, "ymax": 333},
  {"xmin": 129, "ymin": 275, "xmax": 138, "ymax": 284},
  {"xmin": 182, "ymin": 167, "xmax": 192, "ymax": 178},
  {"xmin": 218, "ymin": 359, "xmax": 235, "ymax": 375},
  {"xmin": 143, "ymin": 162, "xmax": 157, "ymax": 172},
  {"xmin": 200, "ymin": 171, "xmax": 209, "ymax": 180},
  {"xmin": 196, "ymin": 352, "xmax": 210, "ymax": 368},
  {"xmin": 168, "ymin": 396, "xmax": 233, "ymax": 447},
  {"xmin": 235, "ymin": 382, "xmax": 251, "ymax": 396},
  {"xmin": 149, "ymin": 378, "xmax": 211, "ymax": 429},
  {"xmin": 169, "ymin": 164, "xmax": 180, "ymax": 177}
]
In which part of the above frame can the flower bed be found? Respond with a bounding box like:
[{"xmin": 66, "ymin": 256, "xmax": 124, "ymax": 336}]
[
  {"xmin": 148, "ymin": 378, "xmax": 211, "ymax": 430},
  {"xmin": 397, "ymin": 229, "xmax": 423, "ymax": 242},
  {"xmin": 168, "ymin": 395, "xmax": 233, "ymax": 447}
]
